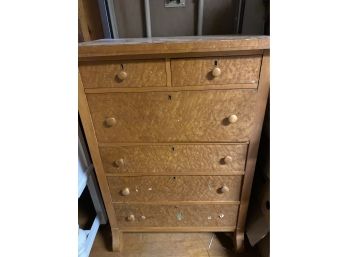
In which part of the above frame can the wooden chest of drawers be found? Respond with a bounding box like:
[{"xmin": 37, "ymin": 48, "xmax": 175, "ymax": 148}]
[{"xmin": 78, "ymin": 36, "xmax": 270, "ymax": 252}]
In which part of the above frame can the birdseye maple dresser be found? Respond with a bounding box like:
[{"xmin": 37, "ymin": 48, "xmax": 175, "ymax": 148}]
[{"xmin": 78, "ymin": 36, "xmax": 270, "ymax": 252}]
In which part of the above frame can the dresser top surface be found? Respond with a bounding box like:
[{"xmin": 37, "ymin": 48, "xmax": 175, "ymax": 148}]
[
  {"xmin": 79, "ymin": 36, "xmax": 269, "ymax": 61},
  {"xmin": 79, "ymin": 36, "xmax": 269, "ymax": 46}
]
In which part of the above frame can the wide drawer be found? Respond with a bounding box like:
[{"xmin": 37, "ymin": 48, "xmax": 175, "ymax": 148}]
[
  {"xmin": 87, "ymin": 90, "xmax": 257, "ymax": 143},
  {"xmin": 100, "ymin": 143, "xmax": 247, "ymax": 174},
  {"xmin": 79, "ymin": 59, "xmax": 167, "ymax": 88},
  {"xmin": 171, "ymin": 55, "xmax": 262, "ymax": 87},
  {"xmin": 107, "ymin": 175, "xmax": 242, "ymax": 202},
  {"xmin": 114, "ymin": 203, "xmax": 239, "ymax": 228}
]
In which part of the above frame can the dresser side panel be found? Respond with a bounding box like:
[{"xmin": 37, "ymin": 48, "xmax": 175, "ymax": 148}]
[
  {"xmin": 78, "ymin": 71, "xmax": 118, "ymax": 228},
  {"xmin": 235, "ymin": 50, "xmax": 270, "ymax": 236}
]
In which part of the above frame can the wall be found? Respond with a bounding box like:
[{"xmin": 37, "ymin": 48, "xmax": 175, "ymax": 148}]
[
  {"xmin": 241, "ymin": 0, "xmax": 267, "ymax": 35},
  {"xmin": 113, "ymin": 0, "xmax": 240, "ymax": 37}
]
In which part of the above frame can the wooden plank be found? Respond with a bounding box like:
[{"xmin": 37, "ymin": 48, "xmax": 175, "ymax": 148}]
[
  {"xmin": 111, "ymin": 201, "xmax": 240, "ymax": 205},
  {"xmin": 119, "ymin": 227, "xmax": 236, "ymax": 232},
  {"xmin": 84, "ymin": 83, "xmax": 258, "ymax": 93},
  {"xmin": 90, "ymin": 231, "xmax": 263, "ymax": 257},
  {"xmin": 105, "ymin": 171, "xmax": 245, "ymax": 176},
  {"xmin": 98, "ymin": 141, "xmax": 249, "ymax": 147},
  {"xmin": 78, "ymin": 0, "xmax": 90, "ymax": 41},
  {"xmin": 80, "ymin": 49, "xmax": 265, "ymax": 62},
  {"xmin": 78, "ymin": 36, "xmax": 270, "ymax": 60},
  {"xmin": 78, "ymin": 0, "xmax": 104, "ymax": 42},
  {"xmin": 165, "ymin": 58, "xmax": 172, "ymax": 87}
]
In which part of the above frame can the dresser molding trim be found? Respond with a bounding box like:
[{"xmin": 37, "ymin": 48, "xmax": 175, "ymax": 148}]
[
  {"xmin": 98, "ymin": 141, "xmax": 249, "ymax": 147},
  {"xmin": 85, "ymin": 84, "xmax": 258, "ymax": 93},
  {"xmin": 79, "ymin": 36, "xmax": 268, "ymax": 61},
  {"xmin": 105, "ymin": 172, "xmax": 245, "ymax": 176},
  {"xmin": 165, "ymin": 58, "xmax": 172, "ymax": 87},
  {"xmin": 85, "ymin": 82, "xmax": 258, "ymax": 94},
  {"xmin": 115, "ymin": 226, "xmax": 236, "ymax": 233},
  {"xmin": 80, "ymin": 50, "xmax": 264, "ymax": 62},
  {"xmin": 112, "ymin": 201, "xmax": 240, "ymax": 205}
]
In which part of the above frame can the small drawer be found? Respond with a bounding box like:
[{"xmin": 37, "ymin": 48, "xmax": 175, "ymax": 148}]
[
  {"xmin": 87, "ymin": 90, "xmax": 257, "ymax": 143},
  {"xmin": 107, "ymin": 175, "xmax": 242, "ymax": 202},
  {"xmin": 79, "ymin": 59, "xmax": 167, "ymax": 88},
  {"xmin": 100, "ymin": 143, "xmax": 247, "ymax": 174},
  {"xmin": 114, "ymin": 203, "xmax": 239, "ymax": 229},
  {"xmin": 171, "ymin": 55, "xmax": 262, "ymax": 87}
]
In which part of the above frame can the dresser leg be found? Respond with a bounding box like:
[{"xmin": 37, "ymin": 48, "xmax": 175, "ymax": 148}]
[
  {"xmin": 233, "ymin": 231, "xmax": 245, "ymax": 253},
  {"xmin": 111, "ymin": 229, "xmax": 123, "ymax": 252}
]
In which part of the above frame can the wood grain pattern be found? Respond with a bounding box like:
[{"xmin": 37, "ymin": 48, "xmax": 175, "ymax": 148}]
[
  {"xmin": 78, "ymin": 0, "xmax": 104, "ymax": 42},
  {"xmin": 107, "ymin": 175, "xmax": 242, "ymax": 202},
  {"xmin": 78, "ymin": 72, "xmax": 118, "ymax": 228},
  {"xmin": 78, "ymin": 0, "xmax": 90, "ymax": 42},
  {"xmin": 111, "ymin": 228, "xmax": 123, "ymax": 252},
  {"xmin": 78, "ymin": 36, "xmax": 270, "ymax": 253},
  {"xmin": 117, "ymin": 227, "xmax": 236, "ymax": 233},
  {"xmin": 113, "ymin": 203, "xmax": 239, "ymax": 228},
  {"xmin": 165, "ymin": 58, "xmax": 172, "ymax": 87},
  {"xmin": 171, "ymin": 56, "xmax": 262, "ymax": 86},
  {"xmin": 89, "ymin": 231, "xmax": 263, "ymax": 257},
  {"xmin": 234, "ymin": 50, "xmax": 270, "ymax": 252},
  {"xmin": 100, "ymin": 143, "xmax": 248, "ymax": 174},
  {"xmin": 84, "ymin": 83, "xmax": 258, "ymax": 93},
  {"xmin": 79, "ymin": 59, "xmax": 167, "ymax": 88},
  {"xmin": 86, "ymin": 90, "xmax": 257, "ymax": 143},
  {"xmin": 78, "ymin": 36, "xmax": 269, "ymax": 61}
]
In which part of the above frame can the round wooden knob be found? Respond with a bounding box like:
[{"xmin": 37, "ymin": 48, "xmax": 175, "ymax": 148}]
[
  {"xmin": 121, "ymin": 187, "xmax": 130, "ymax": 196},
  {"xmin": 212, "ymin": 67, "xmax": 221, "ymax": 77},
  {"xmin": 113, "ymin": 158, "xmax": 124, "ymax": 168},
  {"xmin": 227, "ymin": 114, "xmax": 238, "ymax": 124},
  {"xmin": 105, "ymin": 117, "xmax": 116, "ymax": 127},
  {"xmin": 127, "ymin": 214, "xmax": 135, "ymax": 222},
  {"xmin": 117, "ymin": 70, "xmax": 128, "ymax": 81},
  {"xmin": 223, "ymin": 156, "xmax": 233, "ymax": 164},
  {"xmin": 220, "ymin": 185, "xmax": 230, "ymax": 193}
]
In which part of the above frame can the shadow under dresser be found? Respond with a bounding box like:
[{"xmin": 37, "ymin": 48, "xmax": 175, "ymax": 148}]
[{"xmin": 78, "ymin": 36, "xmax": 270, "ymax": 253}]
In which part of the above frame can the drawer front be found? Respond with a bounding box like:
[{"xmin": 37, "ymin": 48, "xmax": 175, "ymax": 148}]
[
  {"xmin": 114, "ymin": 203, "xmax": 238, "ymax": 228},
  {"xmin": 100, "ymin": 144, "xmax": 247, "ymax": 174},
  {"xmin": 87, "ymin": 90, "xmax": 256, "ymax": 143},
  {"xmin": 171, "ymin": 56, "xmax": 262, "ymax": 87},
  {"xmin": 79, "ymin": 60, "xmax": 167, "ymax": 88},
  {"xmin": 108, "ymin": 175, "xmax": 242, "ymax": 202}
]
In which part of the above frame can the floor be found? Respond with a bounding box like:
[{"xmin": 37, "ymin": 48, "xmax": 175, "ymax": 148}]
[
  {"xmin": 80, "ymin": 189, "xmax": 261, "ymax": 257},
  {"xmin": 88, "ymin": 225, "xmax": 260, "ymax": 257}
]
